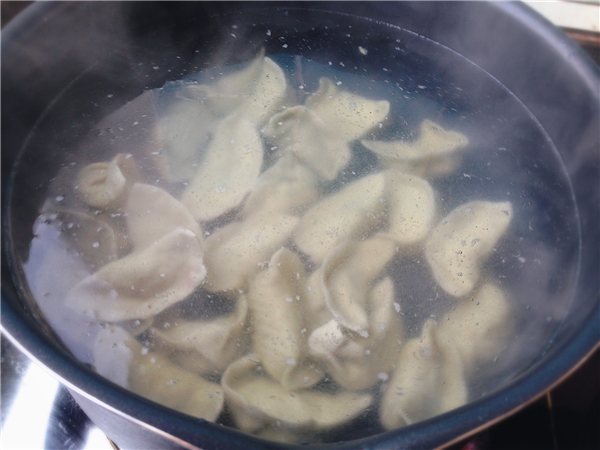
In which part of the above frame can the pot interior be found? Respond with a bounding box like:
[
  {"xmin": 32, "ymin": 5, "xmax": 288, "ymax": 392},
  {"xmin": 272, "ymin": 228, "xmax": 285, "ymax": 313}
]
[{"xmin": 2, "ymin": 2, "xmax": 595, "ymax": 448}]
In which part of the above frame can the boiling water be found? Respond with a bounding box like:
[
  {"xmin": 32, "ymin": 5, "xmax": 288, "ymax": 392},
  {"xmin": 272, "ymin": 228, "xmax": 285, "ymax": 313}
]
[{"xmin": 14, "ymin": 50, "xmax": 580, "ymax": 443}]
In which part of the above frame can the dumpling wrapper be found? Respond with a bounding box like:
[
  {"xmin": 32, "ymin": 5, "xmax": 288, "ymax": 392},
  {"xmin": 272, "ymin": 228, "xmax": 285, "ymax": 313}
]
[
  {"xmin": 264, "ymin": 106, "xmax": 353, "ymax": 181},
  {"xmin": 157, "ymin": 98, "xmax": 217, "ymax": 182},
  {"xmin": 222, "ymin": 354, "xmax": 372, "ymax": 437},
  {"xmin": 151, "ymin": 295, "xmax": 249, "ymax": 375},
  {"xmin": 425, "ymin": 200, "xmax": 513, "ymax": 297},
  {"xmin": 66, "ymin": 227, "xmax": 206, "ymax": 322},
  {"xmin": 202, "ymin": 213, "xmax": 299, "ymax": 292},
  {"xmin": 362, "ymin": 119, "xmax": 468, "ymax": 178},
  {"xmin": 247, "ymin": 248, "xmax": 323, "ymax": 390},
  {"xmin": 309, "ymin": 277, "xmax": 404, "ymax": 390},
  {"xmin": 316, "ymin": 236, "xmax": 397, "ymax": 332},
  {"xmin": 305, "ymin": 77, "xmax": 390, "ymax": 142},
  {"xmin": 380, "ymin": 319, "xmax": 467, "ymax": 430},
  {"xmin": 436, "ymin": 283, "xmax": 512, "ymax": 370},
  {"xmin": 381, "ymin": 170, "xmax": 436, "ymax": 247},
  {"xmin": 76, "ymin": 153, "xmax": 141, "ymax": 209},
  {"xmin": 264, "ymin": 78, "xmax": 390, "ymax": 180},
  {"xmin": 94, "ymin": 325, "xmax": 223, "ymax": 421},
  {"xmin": 293, "ymin": 172, "xmax": 386, "ymax": 264},
  {"xmin": 125, "ymin": 183, "xmax": 203, "ymax": 251},
  {"xmin": 242, "ymin": 153, "xmax": 320, "ymax": 218},
  {"xmin": 182, "ymin": 114, "xmax": 263, "ymax": 222},
  {"xmin": 187, "ymin": 51, "xmax": 288, "ymax": 126}
]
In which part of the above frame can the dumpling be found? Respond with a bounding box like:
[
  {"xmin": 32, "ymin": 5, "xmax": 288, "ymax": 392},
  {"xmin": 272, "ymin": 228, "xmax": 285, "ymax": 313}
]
[
  {"xmin": 202, "ymin": 213, "xmax": 299, "ymax": 292},
  {"xmin": 186, "ymin": 50, "xmax": 288, "ymax": 126},
  {"xmin": 181, "ymin": 114, "xmax": 263, "ymax": 222},
  {"xmin": 316, "ymin": 236, "xmax": 398, "ymax": 332},
  {"xmin": 94, "ymin": 325, "xmax": 223, "ymax": 421},
  {"xmin": 125, "ymin": 183, "xmax": 203, "ymax": 251},
  {"xmin": 264, "ymin": 78, "xmax": 390, "ymax": 180},
  {"xmin": 222, "ymin": 354, "xmax": 372, "ymax": 439},
  {"xmin": 156, "ymin": 97, "xmax": 217, "ymax": 182},
  {"xmin": 304, "ymin": 77, "xmax": 390, "ymax": 143},
  {"xmin": 425, "ymin": 200, "xmax": 513, "ymax": 297},
  {"xmin": 76, "ymin": 153, "xmax": 140, "ymax": 209},
  {"xmin": 246, "ymin": 248, "xmax": 323, "ymax": 390},
  {"xmin": 151, "ymin": 295, "xmax": 249, "ymax": 376},
  {"xmin": 436, "ymin": 283, "xmax": 512, "ymax": 370},
  {"xmin": 380, "ymin": 319, "xmax": 467, "ymax": 430},
  {"xmin": 264, "ymin": 105, "xmax": 353, "ymax": 181},
  {"xmin": 381, "ymin": 170, "xmax": 436, "ymax": 247},
  {"xmin": 293, "ymin": 172, "xmax": 386, "ymax": 264},
  {"xmin": 362, "ymin": 119, "xmax": 469, "ymax": 178},
  {"xmin": 66, "ymin": 227, "xmax": 206, "ymax": 322},
  {"xmin": 309, "ymin": 277, "xmax": 404, "ymax": 390},
  {"xmin": 242, "ymin": 153, "xmax": 320, "ymax": 218}
]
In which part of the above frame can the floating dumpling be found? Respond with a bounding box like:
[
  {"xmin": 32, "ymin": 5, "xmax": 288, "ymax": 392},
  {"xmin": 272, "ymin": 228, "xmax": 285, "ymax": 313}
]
[
  {"xmin": 264, "ymin": 105, "xmax": 353, "ymax": 181},
  {"xmin": 380, "ymin": 319, "xmax": 467, "ymax": 430},
  {"xmin": 425, "ymin": 200, "xmax": 513, "ymax": 297},
  {"xmin": 156, "ymin": 97, "xmax": 217, "ymax": 182},
  {"xmin": 76, "ymin": 153, "xmax": 140, "ymax": 209},
  {"xmin": 66, "ymin": 227, "xmax": 206, "ymax": 321},
  {"xmin": 247, "ymin": 248, "xmax": 323, "ymax": 390},
  {"xmin": 264, "ymin": 78, "xmax": 390, "ymax": 180},
  {"xmin": 186, "ymin": 50, "xmax": 288, "ymax": 126},
  {"xmin": 242, "ymin": 153, "xmax": 320, "ymax": 218},
  {"xmin": 309, "ymin": 277, "xmax": 404, "ymax": 390},
  {"xmin": 151, "ymin": 295, "xmax": 249, "ymax": 376},
  {"xmin": 222, "ymin": 354, "xmax": 372, "ymax": 440},
  {"xmin": 305, "ymin": 78, "xmax": 390, "ymax": 142},
  {"xmin": 94, "ymin": 326, "xmax": 223, "ymax": 421},
  {"xmin": 202, "ymin": 213, "xmax": 299, "ymax": 292},
  {"xmin": 293, "ymin": 172, "xmax": 386, "ymax": 264},
  {"xmin": 362, "ymin": 119, "xmax": 469, "ymax": 178},
  {"xmin": 436, "ymin": 283, "xmax": 512, "ymax": 370},
  {"xmin": 125, "ymin": 183, "xmax": 203, "ymax": 251},
  {"xmin": 381, "ymin": 170, "xmax": 436, "ymax": 247},
  {"xmin": 181, "ymin": 114, "xmax": 264, "ymax": 222},
  {"xmin": 316, "ymin": 236, "xmax": 397, "ymax": 332}
]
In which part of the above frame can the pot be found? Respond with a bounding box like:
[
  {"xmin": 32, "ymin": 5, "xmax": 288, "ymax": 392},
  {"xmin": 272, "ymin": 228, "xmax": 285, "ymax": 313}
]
[{"xmin": 2, "ymin": 2, "xmax": 599, "ymax": 449}]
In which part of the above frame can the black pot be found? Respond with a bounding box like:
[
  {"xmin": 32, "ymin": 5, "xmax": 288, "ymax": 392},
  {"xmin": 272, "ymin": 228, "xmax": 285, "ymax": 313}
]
[{"xmin": 2, "ymin": 2, "xmax": 599, "ymax": 449}]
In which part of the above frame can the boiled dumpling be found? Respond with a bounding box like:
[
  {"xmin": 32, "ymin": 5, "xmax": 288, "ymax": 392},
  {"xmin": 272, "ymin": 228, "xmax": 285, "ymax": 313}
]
[
  {"xmin": 66, "ymin": 227, "xmax": 206, "ymax": 321},
  {"xmin": 264, "ymin": 105, "xmax": 353, "ymax": 181},
  {"xmin": 380, "ymin": 319, "xmax": 467, "ymax": 430},
  {"xmin": 186, "ymin": 50, "xmax": 288, "ymax": 126},
  {"xmin": 94, "ymin": 325, "xmax": 223, "ymax": 421},
  {"xmin": 125, "ymin": 183, "xmax": 203, "ymax": 251},
  {"xmin": 76, "ymin": 153, "xmax": 140, "ymax": 209},
  {"xmin": 264, "ymin": 78, "xmax": 390, "ymax": 180},
  {"xmin": 362, "ymin": 119, "xmax": 469, "ymax": 178},
  {"xmin": 305, "ymin": 77, "xmax": 390, "ymax": 142},
  {"xmin": 202, "ymin": 213, "xmax": 299, "ymax": 292},
  {"xmin": 242, "ymin": 153, "xmax": 320, "ymax": 219},
  {"xmin": 381, "ymin": 170, "xmax": 436, "ymax": 247},
  {"xmin": 151, "ymin": 295, "xmax": 249, "ymax": 375},
  {"xmin": 246, "ymin": 248, "xmax": 323, "ymax": 390},
  {"xmin": 222, "ymin": 354, "xmax": 372, "ymax": 440},
  {"xmin": 182, "ymin": 114, "xmax": 264, "ymax": 222},
  {"xmin": 293, "ymin": 172, "xmax": 386, "ymax": 264},
  {"xmin": 436, "ymin": 283, "xmax": 512, "ymax": 370},
  {"xmin": 156, "ymin": 97, "xmax": 217, "ymax": 182},
  {"xmin": 425, "ymin": 200, "xmax": 513, "ymax": 297},
  {"xmin": 316, "ymin": 236, "xmax": 397, "ymax": 332},
  {"xmin": 309, "ymin": 277, "xmax": 404, "ymax": 390}
]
